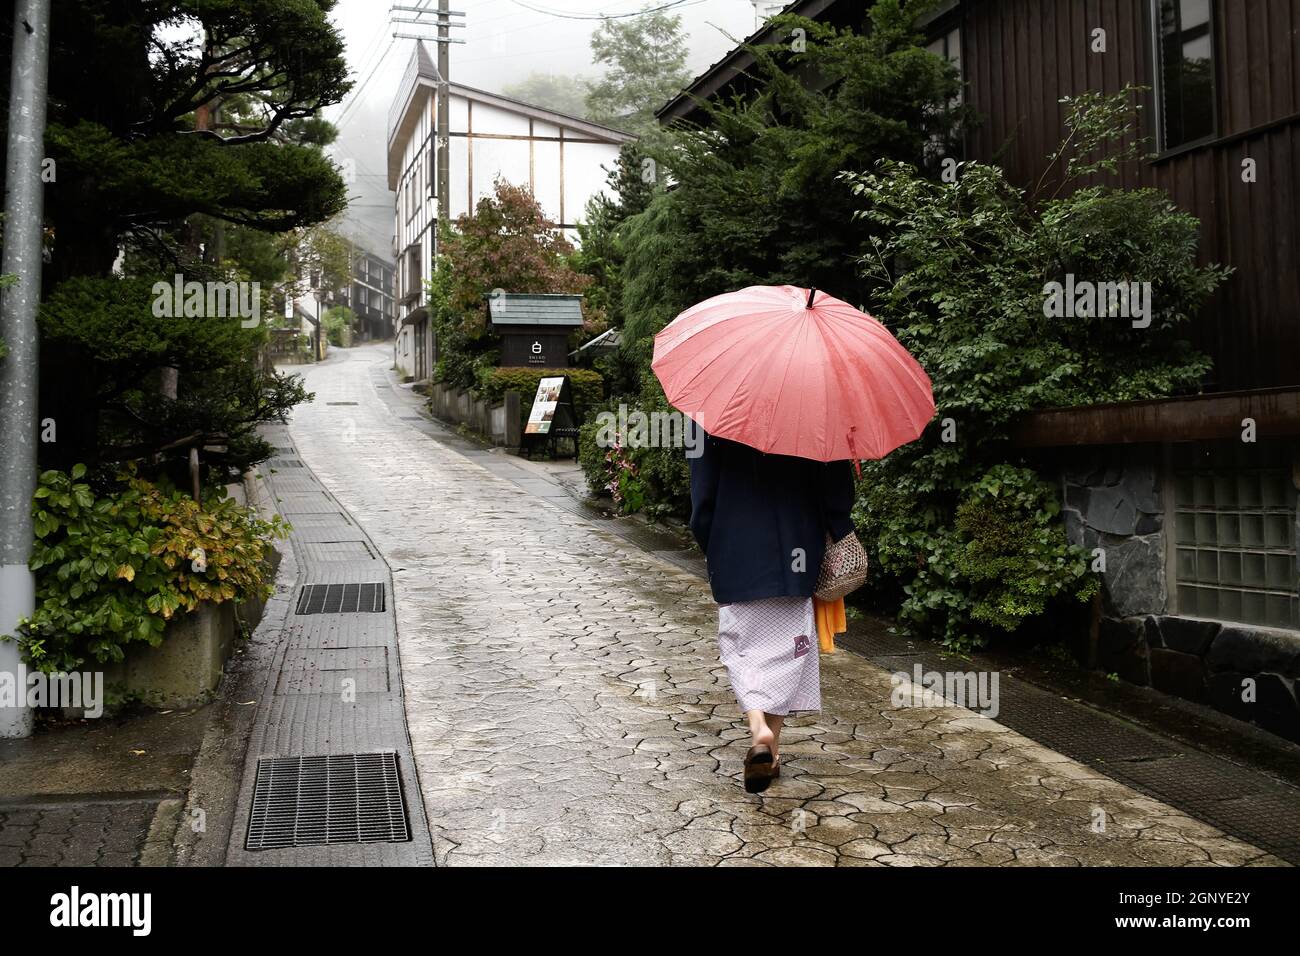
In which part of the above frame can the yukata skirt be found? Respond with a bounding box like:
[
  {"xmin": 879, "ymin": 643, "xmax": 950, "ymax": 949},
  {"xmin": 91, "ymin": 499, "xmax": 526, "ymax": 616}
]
[{"xmin": 717, "ymin": 596, "xmax": 820, "ymax": 716}]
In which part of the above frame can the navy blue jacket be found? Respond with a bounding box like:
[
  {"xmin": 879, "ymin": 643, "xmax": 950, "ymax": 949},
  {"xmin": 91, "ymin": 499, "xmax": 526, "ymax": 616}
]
[{"xmin": 688, "ymin": 429, "xmax": 857, "ymax": 605}]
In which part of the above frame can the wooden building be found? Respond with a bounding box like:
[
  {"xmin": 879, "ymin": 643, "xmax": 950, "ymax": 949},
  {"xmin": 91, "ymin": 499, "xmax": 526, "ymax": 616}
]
[
  {"xmin": 661, "ymin": 0, "xmax": 1300, "ymax": 739},
  {"xmin": 387, "ymin": 40, "xmax": 633, "ymax": 382},
  {"xmin": 660, "ymin": 0, "xmax": 1300, "ymax": 392}
]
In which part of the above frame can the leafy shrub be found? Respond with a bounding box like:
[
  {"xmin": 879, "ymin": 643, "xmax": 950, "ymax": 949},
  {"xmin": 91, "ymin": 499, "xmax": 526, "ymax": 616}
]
[
  {"xmin": 429, "ymin": 180, "xmax": 597, "ymax": 390},
  {"xmin": 843, "ymin": 89, "xmax": 1226, "ymax": 649},
  {"xmin": 7, "ymin": 465, "xmax": 287, "ymax": 672},
  {"xmin": 872, "ymin": 466, "xmax": 1098, "ymax": 647},
  {"xmin": 322, "ymin": 305, "xmax": 355, "ymax": 346},
  {"xmin": 578, "ymin": 376, "xmax": 691, "ymax": 519}
]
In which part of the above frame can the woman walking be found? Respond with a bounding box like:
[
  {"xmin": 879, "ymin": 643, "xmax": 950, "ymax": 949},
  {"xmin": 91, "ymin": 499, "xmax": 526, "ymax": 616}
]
[
  {"xmin": 651, "ymin": 285, "xmax": 934, "ymax": 794},
  {"xmin": 688, "ymin": 428, "xmax": 856, "ymax": 793}
]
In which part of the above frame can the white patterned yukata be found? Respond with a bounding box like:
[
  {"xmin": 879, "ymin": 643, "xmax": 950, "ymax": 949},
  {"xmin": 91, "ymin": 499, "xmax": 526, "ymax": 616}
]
[{"xmin": 717, "ymin": 596, "xmax": 820, "ymax": 716}]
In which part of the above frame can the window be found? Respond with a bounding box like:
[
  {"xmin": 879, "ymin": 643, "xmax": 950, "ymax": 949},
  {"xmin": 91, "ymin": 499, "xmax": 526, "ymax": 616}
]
[
  {"xmin": 1153, "ymin": 0, "xmax": 1217, "ymax": 150},
  {"xmin": 923, "ymin": 27, "xmax": 963, "ymax": 166},
  {"xmin": 926, "ymin": 27, "xmax": 963, "ymax": 103},
  {"xmin": 1172, "ymin": 442, "xmax": 1299, "ymax": 629}
]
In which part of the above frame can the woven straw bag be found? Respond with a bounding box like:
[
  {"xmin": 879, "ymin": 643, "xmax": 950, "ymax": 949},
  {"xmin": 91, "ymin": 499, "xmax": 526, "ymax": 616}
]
[{"xmin": 814, "ymin": 531, "xmax": 869, "ymax": 601}]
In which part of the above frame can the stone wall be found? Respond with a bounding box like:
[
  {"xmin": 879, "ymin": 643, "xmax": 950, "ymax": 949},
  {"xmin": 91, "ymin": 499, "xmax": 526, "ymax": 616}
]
[
  {"xmin": 427, "ymin": 382, "xmax": 511, "ymax": 446},
  {"xmin": 1099, "ymin": 615, "xmax": 1300, "ymax": 742},
  {"xmin": 1055, "ymin": 443, "xmax": 1300, "ymax": 743},
  {"xmin": 1062, "ymin": 445, "xmax": 1167, "ymax": 619}
]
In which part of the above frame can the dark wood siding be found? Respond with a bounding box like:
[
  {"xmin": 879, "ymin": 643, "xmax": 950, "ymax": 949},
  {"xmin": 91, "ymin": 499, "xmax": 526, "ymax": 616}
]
[{"xmin": 958, "ymin": 0, "xmax": 1300, "ymax": 391}]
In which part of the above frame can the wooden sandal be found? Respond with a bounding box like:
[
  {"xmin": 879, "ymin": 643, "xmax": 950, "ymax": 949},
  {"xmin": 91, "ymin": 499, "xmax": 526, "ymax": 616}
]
[{"xmin": 744, "ymin": 744, "xmax": 775, "ymax": 794}]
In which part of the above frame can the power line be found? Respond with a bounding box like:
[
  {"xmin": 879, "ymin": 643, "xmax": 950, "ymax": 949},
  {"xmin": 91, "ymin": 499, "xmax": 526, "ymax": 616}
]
[
  {"xmin": 472, "ymin": 0, "xmax": 639, "ymax": 27},
  {"xmin": 457, "ymin": 42, "xmax": 595, "ymax": 66},
  {"xmin": 507, "ymin": 0, "xmax": 702, "ymax": 20},
  {"xmin": 346, "ymin": 20, "xmax": 390, "ymax": 82},
  {"xmin": 334, "ymin": 37, "xmax": 397, "ymax": 129},
  {"xmin": 333, "ymin": 18, "xmax": 398, "ymax": 119}
]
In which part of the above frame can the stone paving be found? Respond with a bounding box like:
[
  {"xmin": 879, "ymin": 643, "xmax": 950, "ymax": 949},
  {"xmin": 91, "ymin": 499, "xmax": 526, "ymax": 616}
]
[
  {"xmin": 0, "ymin": 800, "xmax": 159, "ymax": 867},
  {"xmin": 286, "ymin": 346, "xmax": 1286, "ymax": 867}
]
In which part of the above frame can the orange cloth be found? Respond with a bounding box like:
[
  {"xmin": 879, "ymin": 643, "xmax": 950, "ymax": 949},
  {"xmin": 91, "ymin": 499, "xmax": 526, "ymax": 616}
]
[{"xmin": 813, "ymin": 596, "xmax": 846, "ymax": 654}]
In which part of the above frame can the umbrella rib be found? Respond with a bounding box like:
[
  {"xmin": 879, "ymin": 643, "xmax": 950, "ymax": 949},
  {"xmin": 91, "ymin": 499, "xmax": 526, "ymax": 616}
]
[
  {"xmin": 827, "ymin": 312, "xmax": 900, "ymax": 458},
  {"xmin": 686, "ymin": 311, "xmax": 789, "ymax": 438},
  {"xmin": 766, "ymin": 310, "xmax": 809, "ymax": 456}
]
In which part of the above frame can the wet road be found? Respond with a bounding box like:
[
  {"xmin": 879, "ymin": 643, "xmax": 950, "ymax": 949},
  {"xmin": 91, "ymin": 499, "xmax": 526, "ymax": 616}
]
[{"xmin": 286, "ymin": 346, "xmax": 1283, "ymax": 867}]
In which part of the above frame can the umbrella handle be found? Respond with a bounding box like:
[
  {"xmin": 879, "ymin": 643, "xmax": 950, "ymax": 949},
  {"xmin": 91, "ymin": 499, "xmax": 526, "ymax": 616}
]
[{"xmin": 806, "ymin": 288, "xmax": 817, "ymax": 309}]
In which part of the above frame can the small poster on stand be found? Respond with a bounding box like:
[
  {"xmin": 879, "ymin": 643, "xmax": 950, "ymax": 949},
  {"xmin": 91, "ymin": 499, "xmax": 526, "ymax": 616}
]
[{"xmin": 525, "ymin": 376, "xmax": 566, "ymax": 435}]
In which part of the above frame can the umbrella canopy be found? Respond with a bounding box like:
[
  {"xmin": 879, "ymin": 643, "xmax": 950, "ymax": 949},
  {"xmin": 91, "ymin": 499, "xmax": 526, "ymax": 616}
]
[{"xmin": 652, "ymin": 285, "xmax": 934, "ymax": 462}]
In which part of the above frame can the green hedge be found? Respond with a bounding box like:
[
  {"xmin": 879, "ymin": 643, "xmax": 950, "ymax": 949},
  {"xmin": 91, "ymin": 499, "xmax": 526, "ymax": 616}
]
[{"xmin": 474, "ymin": 366, "xmax": 605, "ymax": 436}]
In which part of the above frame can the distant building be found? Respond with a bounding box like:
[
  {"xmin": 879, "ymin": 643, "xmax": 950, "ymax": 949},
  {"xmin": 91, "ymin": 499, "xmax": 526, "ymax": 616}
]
[
  {"xmin": 342, "ymin": 245, "xmax": 395, "ymax": 342},
  {"xmin": 386, "ymin": 40, "xmax": 634, "ymax": 381}
]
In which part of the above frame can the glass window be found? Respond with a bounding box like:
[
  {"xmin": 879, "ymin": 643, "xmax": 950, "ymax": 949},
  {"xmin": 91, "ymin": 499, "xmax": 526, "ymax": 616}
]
[
  {"xmin": 1154, "ymin": 0, "xmax": 1217, "ymax": 149},
  {"xmin": 1173, "ymin": 441, "xmax": 1298, "ymax": 629},
  {"xmin": 923, "ymin": 27, "xmax": 962, "ymax": 167},
  {"xmin": 925, "ymin": 27, "xmax": 963, "ymax": 103}
]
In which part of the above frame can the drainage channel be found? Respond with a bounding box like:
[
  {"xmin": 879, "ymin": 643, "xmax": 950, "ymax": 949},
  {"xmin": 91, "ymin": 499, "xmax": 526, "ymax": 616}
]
[
  {"xmin": 372, "ymin": 355, "xmax": 1300, "ymax": 866},
  {"xmin": 223, "ymin": 424, "xmax": 433, "ymax": 865}
]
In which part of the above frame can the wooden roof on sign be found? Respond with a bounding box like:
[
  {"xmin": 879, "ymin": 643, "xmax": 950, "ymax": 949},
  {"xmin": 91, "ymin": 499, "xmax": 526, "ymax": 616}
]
[{"xmin": 487, "ymin": 293, "xmax": 585, "ymax": 328}]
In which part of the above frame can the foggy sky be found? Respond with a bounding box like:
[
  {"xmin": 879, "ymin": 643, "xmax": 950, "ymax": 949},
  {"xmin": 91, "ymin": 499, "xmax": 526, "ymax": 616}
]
[{"xmin": 323, "ymin": 0, "xmax": 769, "ymax": 257}]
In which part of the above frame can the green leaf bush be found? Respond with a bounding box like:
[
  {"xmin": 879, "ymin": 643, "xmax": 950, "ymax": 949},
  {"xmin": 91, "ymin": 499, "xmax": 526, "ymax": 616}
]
[
  {"xmin": 577, "ymin": 376, "xmax": 690, "ymax": 519},
  {"xmin": 426, "ymin": 181, "xmax": 599, "ymax": 391},
  {"xmin": 843, "ymin": 89, "xmax": 1227, "ymax": 648},
  {"xmin": 7, "ymin": 466, "xmax": 288, "ymax": 673}
]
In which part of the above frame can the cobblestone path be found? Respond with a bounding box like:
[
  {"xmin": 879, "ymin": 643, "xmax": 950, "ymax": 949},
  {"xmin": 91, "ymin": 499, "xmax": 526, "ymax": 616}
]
[{"xmin": 286, "ymin": 347, "xmax": 1284, "ymax": 867}]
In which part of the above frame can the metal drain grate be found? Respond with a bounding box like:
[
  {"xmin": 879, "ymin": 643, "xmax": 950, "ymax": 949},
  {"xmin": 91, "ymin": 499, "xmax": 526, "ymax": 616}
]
[
  {"xmin": 245, "ymin": 752, "xmax": 410, "ymax": 850},
  {"xmin": 295, "ymin": 583, "xmax": 386, "ymax": 614},
  {"xmin": 303, "ymin": 540, "xmax": 376, "ymax": 561},
  {"xmin": 286, "ymin": 511, "xmax": 354, "ymax": 526},
  {"xmin": 326, "ymin": 401, "xmax": 358, "ymax": 406}
]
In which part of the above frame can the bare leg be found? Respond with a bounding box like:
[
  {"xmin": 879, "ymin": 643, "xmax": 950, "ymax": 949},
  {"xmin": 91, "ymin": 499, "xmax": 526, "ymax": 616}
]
[
  {"xmin": 765, "ymin": 713, "xmax": 785, "ymax": 763},
  {"xmin": 746, "ymin": 709, "xmax": 774, "ymax": 751}
]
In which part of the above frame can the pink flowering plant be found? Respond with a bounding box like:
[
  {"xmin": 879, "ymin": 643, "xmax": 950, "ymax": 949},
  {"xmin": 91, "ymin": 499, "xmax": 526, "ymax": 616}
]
[{"xmin": 602, "ymin": 434, "xmax": 646, "ymax": 513}]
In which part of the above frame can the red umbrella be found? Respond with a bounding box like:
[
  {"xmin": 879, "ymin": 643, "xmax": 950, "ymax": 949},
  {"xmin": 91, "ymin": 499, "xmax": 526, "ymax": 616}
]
[{"xmin": 651, "ymin": 285, "xmax": 934, "ymax": 463}]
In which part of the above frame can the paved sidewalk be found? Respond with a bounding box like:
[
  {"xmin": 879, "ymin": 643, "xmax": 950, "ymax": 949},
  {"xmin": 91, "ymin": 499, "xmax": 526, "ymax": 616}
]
[{"xmin": 286, "ymin": 346, "xmax": 1286, "ymax": 866}]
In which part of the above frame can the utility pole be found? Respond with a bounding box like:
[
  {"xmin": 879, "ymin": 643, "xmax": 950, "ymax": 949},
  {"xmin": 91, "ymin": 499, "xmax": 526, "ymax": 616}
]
[
  {"xmin": 0, "ymin": 0, "xmax": 52, "ymax": 739},
  {"xmin": 390, "ymin": 3, "xmax": 464, "ymax": 252},
  {"xmin": 436, "ymin": 0, "xmax": 450, "ymax": 240}
]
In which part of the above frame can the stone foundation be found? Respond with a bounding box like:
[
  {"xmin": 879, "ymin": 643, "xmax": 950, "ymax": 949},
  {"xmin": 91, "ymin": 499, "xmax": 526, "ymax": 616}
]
[{"xmin": 1056, "ymin": 442, "xmax": 1300, "ymax": 743}]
